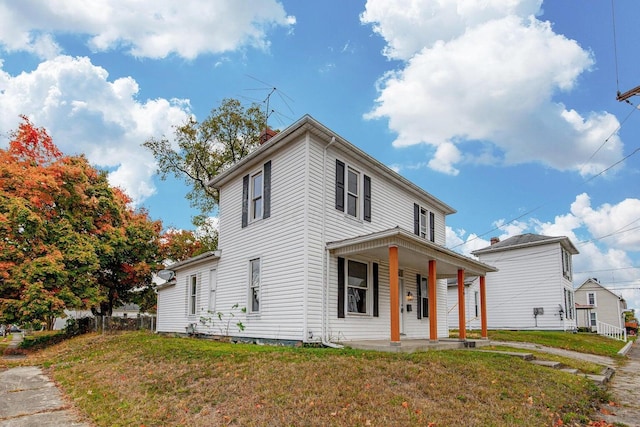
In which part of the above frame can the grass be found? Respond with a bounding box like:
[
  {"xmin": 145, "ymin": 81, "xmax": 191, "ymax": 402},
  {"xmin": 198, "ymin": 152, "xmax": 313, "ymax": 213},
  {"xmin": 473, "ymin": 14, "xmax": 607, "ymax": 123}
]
[
  {"xmin": 487, "ymin": 330, "xmax": 628, "ymax": 358},
  {"xmin": 12, "ymin": 331, "xmax": 611, "ymax": 426}
]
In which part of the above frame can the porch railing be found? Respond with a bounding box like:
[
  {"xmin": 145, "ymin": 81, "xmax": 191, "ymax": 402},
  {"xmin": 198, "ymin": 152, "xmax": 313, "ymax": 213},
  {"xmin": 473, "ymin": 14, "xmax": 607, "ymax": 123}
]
[{"xmin": 596, "ymin": 320, "xmax": 627, "ymax": 342}]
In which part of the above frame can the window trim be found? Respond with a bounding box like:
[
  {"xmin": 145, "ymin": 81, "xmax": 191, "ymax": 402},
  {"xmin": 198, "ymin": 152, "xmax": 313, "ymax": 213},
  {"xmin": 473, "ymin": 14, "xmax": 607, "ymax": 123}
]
[
  {"xmin": 188, "ymin": 274, "xmax": 197, "ymax": 316},
  {"xmin": 587, "ymin": 291, "xmax": 596, "ymax": 307},
  {"xmin": 346, "ymin": 167, "xmax": 360, "ymax": 218},
  {"xmin": 250, "ymin": 170, "xmax": 263, "ymax": 221},
  {"xmin": 420, "ymin": 277, "xmax": 429, "ymax": 318},
  {"xmin": 414, "ymin": 204, "xmax": 435, "ymax": 242},
  {"xmin": 249, "ymin": 258, "xmax": 261, "ymax": 314},
  {"xmin": 242, "ymin": 161, "xmax": 271, "ymax": 228},
  {"xmin": 346, "ymin": 259, "xmax": 370, "ymax": 316},
  {"xmin": 335, "ymin": 159, "xmax": 371, "ymax": 222}
]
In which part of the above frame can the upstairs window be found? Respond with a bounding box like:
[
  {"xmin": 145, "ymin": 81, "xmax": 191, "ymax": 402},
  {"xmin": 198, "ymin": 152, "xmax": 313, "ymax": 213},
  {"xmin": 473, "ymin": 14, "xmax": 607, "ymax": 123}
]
[
  {"xmin": 242, "ymin": 161, "xmax": 271, "ymax": 228},
  {"xmin": 414, "ymin": 204, "xmax": 435, "ymax": 242},
  {"xmin": 335, "ymin": 159, "xmax": 371, "ymax": 222},
  {"xmin": 562, "ymin": 248, "xmax": 572, "ymax": 280},
  {"xmin": 587, "ymin": 292, "xmax": 596, "ymax": 307},
  {"xmin": 251, "ymin": 171, "xmax": 263, "ymax": 220},
  {"xmin": 347, "ymin": 167, "xmax": 359, "ymax": 217}
]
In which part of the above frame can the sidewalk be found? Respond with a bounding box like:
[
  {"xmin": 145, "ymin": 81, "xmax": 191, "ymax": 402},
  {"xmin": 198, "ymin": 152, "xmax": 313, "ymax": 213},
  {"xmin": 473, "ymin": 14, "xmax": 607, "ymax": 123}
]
[
  {"xmin": 597, "ymin": 341, "xmax": 640, "ymax": 426},
  {"xmin": 0, "ymin": 333, "xmax": 90, "ymax": 427}
]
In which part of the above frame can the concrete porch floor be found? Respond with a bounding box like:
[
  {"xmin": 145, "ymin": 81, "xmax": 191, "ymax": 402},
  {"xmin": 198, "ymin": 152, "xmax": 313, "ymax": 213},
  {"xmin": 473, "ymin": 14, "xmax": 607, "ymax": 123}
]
[{"xmin": 342, "ymin": 338, "xmax": 492, "ymax": 353}]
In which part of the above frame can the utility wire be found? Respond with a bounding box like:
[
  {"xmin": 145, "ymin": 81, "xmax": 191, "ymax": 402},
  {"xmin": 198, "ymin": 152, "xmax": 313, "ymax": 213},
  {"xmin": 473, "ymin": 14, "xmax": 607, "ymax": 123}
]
[{"xmin": 612, "ymin": 0, "xmax": 621, "ymax": 93}]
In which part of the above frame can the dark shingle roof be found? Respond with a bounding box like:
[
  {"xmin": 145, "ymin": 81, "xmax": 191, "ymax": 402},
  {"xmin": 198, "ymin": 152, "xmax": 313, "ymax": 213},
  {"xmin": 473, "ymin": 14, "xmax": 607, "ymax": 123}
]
[{"xmin": 472, "ymin": 233, "xmax": 579, "ymax": 255}]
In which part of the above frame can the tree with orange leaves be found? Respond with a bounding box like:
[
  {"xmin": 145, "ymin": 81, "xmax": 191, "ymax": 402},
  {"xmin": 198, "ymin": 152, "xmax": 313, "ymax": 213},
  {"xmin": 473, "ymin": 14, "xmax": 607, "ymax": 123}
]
[{"xmin": 0, "ymin": 117, "xmax": 162, "ymax": 328}]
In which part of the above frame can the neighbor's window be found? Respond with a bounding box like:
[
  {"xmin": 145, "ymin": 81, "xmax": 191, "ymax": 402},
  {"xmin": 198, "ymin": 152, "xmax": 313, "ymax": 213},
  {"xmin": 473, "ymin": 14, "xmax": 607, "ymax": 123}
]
[
  {"xmin": 587, "ymin": 292, "xmax": 596, "ymax": 306},
  {"xmin": 189, "ymin": 274, "xmax": 197, "ymax": 316},
  {"xmin": 347, "ymin": 167, "xmax": 359, "ymax": 217},
  {"xmin": 251, "ymin": 171, "xmax": 263, "ymax": 220},
  {"xmin": 590, "ymin": 312, "xmax": 597, "ymax": 327},
  {"xmin": 249, "ymin": 258, "xmax": 261, "ymax": 313},
  {"xmin": 347, "ymin": 260, "xmax": 368, "ymax": 314},
  {"xmin": 421, "ymin": 277, "xmax": 429, "ymax": 318}
]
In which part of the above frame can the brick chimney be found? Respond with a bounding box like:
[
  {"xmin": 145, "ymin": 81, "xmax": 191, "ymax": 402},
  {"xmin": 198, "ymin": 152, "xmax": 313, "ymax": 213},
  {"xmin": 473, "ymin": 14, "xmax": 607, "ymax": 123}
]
[
  {"xmin": 490, "ymin": 237, "xmax": 500, "ymax": 245},
  {"xmin": 259, "ymin": 127, "xmax": 277, "ymax": 144}
]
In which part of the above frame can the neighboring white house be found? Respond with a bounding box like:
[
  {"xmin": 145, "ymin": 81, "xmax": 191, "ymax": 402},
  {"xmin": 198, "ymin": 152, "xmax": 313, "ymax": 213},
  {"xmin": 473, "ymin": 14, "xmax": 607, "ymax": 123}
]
[
  {"xmin": 446, "ymin": 277, "xmax": 482, "ymax": 331},
  {"xmin": 156, "ymin": 115, "xmax": 496, "ymax": 346},
  {"xmin": 470, "ymin": 234, "xmax": 578, "ymax": 331},
  {"xmin": 575, "ymin": 278, "xmax": 627, "ymax": 333}
]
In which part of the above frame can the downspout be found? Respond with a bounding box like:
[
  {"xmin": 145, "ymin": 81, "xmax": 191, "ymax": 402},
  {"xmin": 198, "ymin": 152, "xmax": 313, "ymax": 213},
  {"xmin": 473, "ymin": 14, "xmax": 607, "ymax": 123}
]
[{"xmin": 321, "ymin": 136, "xmax": 343, "ymax": 348}]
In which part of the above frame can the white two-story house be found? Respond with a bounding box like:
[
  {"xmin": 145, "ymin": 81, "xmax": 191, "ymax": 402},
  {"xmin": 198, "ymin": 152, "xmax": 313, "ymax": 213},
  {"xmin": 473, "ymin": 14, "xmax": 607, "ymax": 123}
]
[
  {"xmin": 156, "ymin": 115, "xmax": 496, "ymax": 347},
  {"xmin": 575, "ymin": 278, "xmax": 627, "ymax": 338},
  {"xmin": 470, "ymin": 234, "xmax": 578, "ymax": 331}
]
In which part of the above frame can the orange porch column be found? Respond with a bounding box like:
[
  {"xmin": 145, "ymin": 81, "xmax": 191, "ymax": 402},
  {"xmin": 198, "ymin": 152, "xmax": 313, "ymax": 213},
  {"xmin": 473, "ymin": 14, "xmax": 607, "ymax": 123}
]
[
  {"xmin": 428, "ymin": 259, "xmax": 437, "ymax": 341},
  {"xmin": 457, "ymin": 269, "xmax": 466, "ymax": 340},
  {"xmin": 389, "ymin": 245, "xmax": 400, "ymax": 345},
  {"xmin": 480, "ymin": 275, "xmax": 488, "ymax": 339}
]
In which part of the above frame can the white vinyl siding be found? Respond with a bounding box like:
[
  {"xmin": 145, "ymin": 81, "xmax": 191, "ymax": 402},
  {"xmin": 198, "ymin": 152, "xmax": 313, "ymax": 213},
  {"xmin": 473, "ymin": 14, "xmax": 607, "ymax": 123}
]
[
  {"xmin": 476, "ymin": 243, "xmax": 572, "ymax": 330},
  {"xmin": 156, "ymin": 257, "xmax": 218, "ymax": 334},
  {"xmin": 215, "ymin": 136, "xmax": 308, "ymax": 341}
]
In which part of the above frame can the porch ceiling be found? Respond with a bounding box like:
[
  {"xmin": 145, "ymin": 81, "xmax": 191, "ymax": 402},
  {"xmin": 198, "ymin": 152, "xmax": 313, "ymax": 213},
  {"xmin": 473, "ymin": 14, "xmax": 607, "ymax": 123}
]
[{"xmin": 327, "ymin": 227, "xmax": 497, "ymax": 278}]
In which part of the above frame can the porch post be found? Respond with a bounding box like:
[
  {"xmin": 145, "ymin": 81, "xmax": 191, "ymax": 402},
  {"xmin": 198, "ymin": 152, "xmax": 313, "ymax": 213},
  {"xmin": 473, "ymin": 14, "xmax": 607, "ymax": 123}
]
[
  {"xmin": 480, "ymin": 275, "xmax": 488, "ymax": 339},
  {"xmin": 389, "ymin": 245, "xmax": 400, "ymax": 345},
  {"xmin": 428, "ymin": 259, "xmax": 437, "ymax": 341},
  {"xmin": 457, "ymin": 269, "xmax": 466, "ymax": 340}
]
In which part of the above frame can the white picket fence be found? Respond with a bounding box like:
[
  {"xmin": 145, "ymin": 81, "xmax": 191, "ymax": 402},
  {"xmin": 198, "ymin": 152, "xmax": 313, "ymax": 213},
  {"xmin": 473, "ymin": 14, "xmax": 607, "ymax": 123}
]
[{"xmin": 596, "ymin": 320, "xmax": 627, "ymax": 342}]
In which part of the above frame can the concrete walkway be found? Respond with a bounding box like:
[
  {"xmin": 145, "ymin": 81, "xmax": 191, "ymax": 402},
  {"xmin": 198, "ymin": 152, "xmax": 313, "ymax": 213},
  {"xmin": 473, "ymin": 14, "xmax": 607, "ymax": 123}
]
[
  {"xmin": 496, "ymin": 340, "xmax": 639, "ymax": 426},
  {"xmin": 0, "ymin": 334, "xmax": 90, "ymax": 427},
  {"xmin": 597, "ymin": 341, "xmax": 640, "ymax": 427}
]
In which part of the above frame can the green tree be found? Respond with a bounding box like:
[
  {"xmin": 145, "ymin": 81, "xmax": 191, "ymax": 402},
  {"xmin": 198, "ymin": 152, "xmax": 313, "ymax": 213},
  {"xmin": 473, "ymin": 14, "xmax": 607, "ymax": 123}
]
[{"xmin": 143, "ymin": 98, "xmax": 267, "ymax": 223}]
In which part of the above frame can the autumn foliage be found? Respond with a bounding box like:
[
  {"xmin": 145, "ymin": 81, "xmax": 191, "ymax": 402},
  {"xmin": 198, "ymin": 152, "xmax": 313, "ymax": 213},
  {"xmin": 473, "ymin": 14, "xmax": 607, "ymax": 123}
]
[{"xmin": 0, "ymin": 117, "xmax": 162, "ymax": 329}]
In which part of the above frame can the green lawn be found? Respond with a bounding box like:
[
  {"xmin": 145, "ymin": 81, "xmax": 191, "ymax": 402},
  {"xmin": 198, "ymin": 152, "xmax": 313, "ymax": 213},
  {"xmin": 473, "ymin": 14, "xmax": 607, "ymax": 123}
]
[
  {"xmin": 487, "ymin": 330, "xmax": 628, "ymax": 358},
  {"xmin": 12, "ymin": 331, "xmax": 612, "ymax": 426}
]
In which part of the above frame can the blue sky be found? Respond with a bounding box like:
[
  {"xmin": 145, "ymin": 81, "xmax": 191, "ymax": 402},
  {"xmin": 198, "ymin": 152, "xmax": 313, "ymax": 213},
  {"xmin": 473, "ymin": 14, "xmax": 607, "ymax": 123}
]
[{"xmin": 1, "ymin": 0, "xmax": 639, "ymax": 313}]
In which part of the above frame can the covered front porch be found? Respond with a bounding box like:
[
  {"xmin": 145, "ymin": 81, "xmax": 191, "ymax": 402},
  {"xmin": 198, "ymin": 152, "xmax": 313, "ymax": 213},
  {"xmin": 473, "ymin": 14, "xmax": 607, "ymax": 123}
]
[{"xmin": 327, "ymin": 227, "xmax": 497, "ymax": 348}]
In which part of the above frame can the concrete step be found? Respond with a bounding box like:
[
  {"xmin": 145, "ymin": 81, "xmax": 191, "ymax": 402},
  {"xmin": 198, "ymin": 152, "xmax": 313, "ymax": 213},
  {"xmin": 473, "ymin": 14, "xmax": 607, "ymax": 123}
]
[
  {"xmin": 560, "ymin": 368, "xmax": 579, "ymax": 374},
  {"xmin": 530, "ymin": 360, "xmax": 562, "ymax": 369},
  {"xmin": 476, "ymin": 350, "xmax": 534, "ymax": 360}
]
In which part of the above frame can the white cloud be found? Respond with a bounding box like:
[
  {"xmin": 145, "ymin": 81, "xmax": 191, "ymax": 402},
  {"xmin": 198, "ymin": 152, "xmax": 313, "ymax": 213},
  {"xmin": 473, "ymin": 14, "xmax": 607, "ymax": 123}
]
[
  {"xmin": 362, "ymin": 0, "xmax": 622, "ymax": 176},
  {"xmin": 448, "ymin": 192, "xmax": 640, "ymax": 310},
  {"xmin": 0, "ymin": 55, "xmax": 191, "ymax": 204},
  {"xmin": 0, "ymin": 0, "xmax": 295, "ymax": 59}
]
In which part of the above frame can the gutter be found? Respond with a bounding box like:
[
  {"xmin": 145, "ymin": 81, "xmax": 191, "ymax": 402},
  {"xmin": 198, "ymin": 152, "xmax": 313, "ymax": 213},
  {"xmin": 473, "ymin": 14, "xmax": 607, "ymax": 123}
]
[{"xmin": 321, "ymin": 136, "xmax": 343, "ymax": 349}]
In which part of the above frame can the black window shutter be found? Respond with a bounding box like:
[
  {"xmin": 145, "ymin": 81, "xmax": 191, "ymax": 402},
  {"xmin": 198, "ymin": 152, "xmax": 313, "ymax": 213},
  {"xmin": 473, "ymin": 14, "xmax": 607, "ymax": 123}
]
[
  {"xmin": 241, "ymin": 174, "xmax": 249, "ymax": 228},
  {"xmin": 416, "ymin": 274, "xmax": 422, "ymax": 319},
  {"xmin": 429, "ymin": 212, "xmax": 435, "ymax": 242},
  {"xmin": 337, "ymin": 257, "xmax": 345, "ymax": 318},
  {"xmin": 263, "ymin": 161, "xmax": 271, "ymax": 219},
  {"xmin": 364, "ymin": 175, "xmax": 371, "ymax": 222},
  {"xmin": 373, "ymin": 262, "xmax": 379, "ymax": 317},
  {"xmin": 413, "ymin": 203, "xmax": 420, "ymax": 235},
  {"xmin": 335, "ymin": 160, "xmax": 345, "ymax": 211}
]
